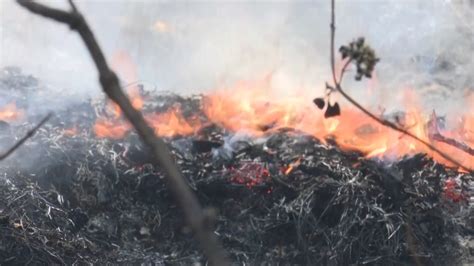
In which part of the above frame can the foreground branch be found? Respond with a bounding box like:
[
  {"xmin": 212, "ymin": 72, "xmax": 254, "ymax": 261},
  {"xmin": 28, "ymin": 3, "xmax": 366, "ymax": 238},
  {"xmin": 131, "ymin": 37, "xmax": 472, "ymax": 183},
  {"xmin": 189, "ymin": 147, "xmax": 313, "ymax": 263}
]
[
  {"xmin": 16, "ymin": 1, "xmax": 230, "ymax": 264},
  {"xmin": 329, "ymin": 0, "xmax": 472, "ymax": 172},
  {"xmin": 0, "ymin": 113, "xmax": 52, "ymax": 161}
]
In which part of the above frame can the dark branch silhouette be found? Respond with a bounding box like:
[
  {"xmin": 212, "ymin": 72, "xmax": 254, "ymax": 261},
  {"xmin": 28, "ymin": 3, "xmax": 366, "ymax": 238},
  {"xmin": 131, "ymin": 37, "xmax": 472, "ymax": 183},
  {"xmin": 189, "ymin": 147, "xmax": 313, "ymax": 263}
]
[
  {"xmin": 16, "ymin": 1, "xmax": 230, "ymax": 265},
  {"xmin": 329, "ymin": 0, "xmax": 472, "ymax": 173},
  {"xmin": 0, "ymin": 113, "xmax": 52, "ymax": 160},
  {"xmin": 431, "ymin": 133, "xmax": 474, "ymax": 156},
  {"xmin": 427, "ymin": 112, "xmax": 474, "ymax": 156}
]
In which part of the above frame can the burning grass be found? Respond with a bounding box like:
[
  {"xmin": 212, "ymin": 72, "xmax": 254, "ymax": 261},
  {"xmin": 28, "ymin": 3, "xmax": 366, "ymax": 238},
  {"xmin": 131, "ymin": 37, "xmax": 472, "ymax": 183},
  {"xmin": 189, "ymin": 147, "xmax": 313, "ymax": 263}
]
[
  {"xmin": 0, "ymin": 69, "xmax": 472, "ymax": 265},
  {"xmin": 89, "ymin": 76, "xmax": 474, "ymax": 170}
]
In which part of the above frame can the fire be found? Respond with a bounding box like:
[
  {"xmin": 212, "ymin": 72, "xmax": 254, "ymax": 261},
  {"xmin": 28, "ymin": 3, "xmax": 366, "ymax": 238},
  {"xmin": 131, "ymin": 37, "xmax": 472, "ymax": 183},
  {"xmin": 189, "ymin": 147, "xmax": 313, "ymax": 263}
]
[
  {"xmin": 94, "ymin": 105, "xmax": 200, "ymax": 139},
  {"xmin": 283, "ymin": 157, "xmax": 302, "ymax": 175},
  {"xmin": 91, "ymin": 58, "xmax": 473, "ymax": 170},
  {"xmin": 107, "ymin": 50, "xmax": 145, "ymax": 118},
  {"xmin": 146, "ymin": 106, "xmax": 201, "ymax": 137},
  {"xmin": 0, "ymin": 103, "xmax": 23, "ymax": 122},
  {"xmin": 462, "ymin": 117, "xmax": 474, "ymax": 146},
  {"xmin": 460, "ymin": 93, "xmax": 474, "ymax": 146},
  {"xmin": 93, "ymin": 51, "xmax": 202, "ymax": 139},
  {"xmin": 202, "ymin": 78, "xmax": 473, "ymax": 169},
  {"xmin": 202, "ymin": 78, "xmax": 322, "ymax": 136},
  {"xmin": 94, "ymin": 118, "xmax": 130, "ymax": 139}
]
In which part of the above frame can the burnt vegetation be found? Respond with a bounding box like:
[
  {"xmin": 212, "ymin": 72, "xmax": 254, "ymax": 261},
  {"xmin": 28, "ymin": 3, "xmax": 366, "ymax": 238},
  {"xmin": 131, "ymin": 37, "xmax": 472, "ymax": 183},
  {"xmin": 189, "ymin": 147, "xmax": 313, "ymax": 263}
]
[{"xmin": 0, "ymin": 69, "xmax": 472, "ymax": 265}]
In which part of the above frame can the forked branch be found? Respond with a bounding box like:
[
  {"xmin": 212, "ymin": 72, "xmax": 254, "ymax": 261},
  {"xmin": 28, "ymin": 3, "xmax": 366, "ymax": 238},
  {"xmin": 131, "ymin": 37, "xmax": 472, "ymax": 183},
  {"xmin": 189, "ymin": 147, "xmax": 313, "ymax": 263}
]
[
  {"xmin": 329, "ymin": 0, "xmax": 472, "ymax": 172},
  {"xmin": 16, "ymin": 1, "xmax": 230, "ymax": 264}
]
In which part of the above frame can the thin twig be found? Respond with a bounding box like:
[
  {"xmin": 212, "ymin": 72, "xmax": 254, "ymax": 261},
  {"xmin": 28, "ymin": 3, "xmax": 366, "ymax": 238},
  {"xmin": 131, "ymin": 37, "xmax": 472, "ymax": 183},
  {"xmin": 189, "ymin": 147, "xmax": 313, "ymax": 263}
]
[
  {"xmin": 329, "ymin": 0, "xmax": 472, "ymax": 172},
  {"xmin": 67, "ymin": 0, "xmax": 77, "ymax": 13},
  {"xmin": 0, "ymin": 113, "xmax": 52, "ymax": 160},
  {"xmin": 431, "ymin": 133, "xmax": 474, "ymax": 156},
  {"xmin": 427, "ymin": 113, "xmax": 474, "ymax": 156},
  {"xmin": 16, "ymin": 1, "xmax": 230, "ymax": 264},
  {"xmin": 338, "ymin": 59, "xmax": 353, "ymax": 86}
]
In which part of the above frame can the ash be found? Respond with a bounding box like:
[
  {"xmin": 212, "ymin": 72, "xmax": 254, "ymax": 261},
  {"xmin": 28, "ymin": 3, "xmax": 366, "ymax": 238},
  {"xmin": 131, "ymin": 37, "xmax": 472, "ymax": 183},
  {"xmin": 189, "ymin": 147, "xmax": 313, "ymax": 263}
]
[{"xmin": 0, "ymin": 69, "xmax": 472, "ymax": 265}]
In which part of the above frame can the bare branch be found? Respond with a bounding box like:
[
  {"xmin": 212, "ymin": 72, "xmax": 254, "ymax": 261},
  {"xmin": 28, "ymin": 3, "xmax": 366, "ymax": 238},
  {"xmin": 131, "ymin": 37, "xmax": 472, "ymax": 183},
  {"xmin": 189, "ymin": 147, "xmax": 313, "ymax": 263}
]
[
  {"xmin": 330, "ymin": 0, "xmax": 337, "ymax": 88},
  {"xmin": 17, "ymin": 0, "xmax": 80, "ymax": 26},
  {"xmin": 67, "ymin": 0, "xmax": 78, "ymax": 13},
  {"xmin": 427, "ymin": 112, "xmax": 474, "ymax": 155},
  {"xmin": 431, "ymin": 133, "xmax": 474, "ymax": 156},
  {"xmin": 0, "ymin": 113, "xmax": 52, "ymax": 160},
  {"xmin": 338, "ymin": 59, "xmax": 353, "ymax": 85},
  {"xmin": 329, "ymin": 0, "xmax": 472, "ymax": 172},
  {"xmin": 16, "ymin": 1, "xmax": 230, "ymax": 264}
]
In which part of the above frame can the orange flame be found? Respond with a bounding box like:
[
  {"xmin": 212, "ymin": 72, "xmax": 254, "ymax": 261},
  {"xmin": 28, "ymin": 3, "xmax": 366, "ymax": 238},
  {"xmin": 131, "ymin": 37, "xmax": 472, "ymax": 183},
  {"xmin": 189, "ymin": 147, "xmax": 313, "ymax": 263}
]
[
  {"xmin": 94, "ymin": 118, "xmax": 130, "ymax": 139},
  {"xmin": 146, "ymin": 106, "xmax": 201, "ymax": 137},
  {"xmin": 93, "ymin": 50, "xmax": 147, "ymax": 138},
  {"xmin": 460, "ymin": 93, "xmax": 474, "ymax": 147},
  {"xmin": 284, "ymin": 157, "xmax": 302, "ymax": 175},
  {"xmin": 202, "ymin": 78, "xmax": 473, "ymax": 169},
  {"xmin": 93, "ymin": 51, "xmax": 201, "ymax": 139},
  {"xmin": 0, "ymin": 103, "xmax": 23, "ymax": 122},
  {"xmin": 110, "ymin": 50, "xmax": 144, "ymax": 116},
  {"xmin": 94, "ymin": 105, "xmax": 200, "ymax": 139},
  {"xmin": 91, "ymin": 68, "xmax": 473, "ymax": 170}
]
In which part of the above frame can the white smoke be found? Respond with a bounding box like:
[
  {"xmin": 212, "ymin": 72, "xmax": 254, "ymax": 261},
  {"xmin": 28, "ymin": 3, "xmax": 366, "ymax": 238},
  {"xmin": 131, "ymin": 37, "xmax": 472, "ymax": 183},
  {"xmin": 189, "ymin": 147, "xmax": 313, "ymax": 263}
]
[{"xmin": 0, "ymin": 0, "xmax": 472, "ymax": 114}]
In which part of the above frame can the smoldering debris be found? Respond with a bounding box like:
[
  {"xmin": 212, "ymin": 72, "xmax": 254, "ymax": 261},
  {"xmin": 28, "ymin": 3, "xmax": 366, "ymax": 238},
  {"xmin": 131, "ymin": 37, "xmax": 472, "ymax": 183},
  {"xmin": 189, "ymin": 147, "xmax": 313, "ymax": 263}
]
[{"xmin": 0, "ymin": 70, "xmax": 472, "ymax": 265}]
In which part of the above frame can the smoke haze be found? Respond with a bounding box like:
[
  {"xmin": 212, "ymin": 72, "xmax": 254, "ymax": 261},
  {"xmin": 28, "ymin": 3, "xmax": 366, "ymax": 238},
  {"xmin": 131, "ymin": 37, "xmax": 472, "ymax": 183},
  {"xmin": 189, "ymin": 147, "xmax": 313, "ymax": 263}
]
[{"xmin": 0, "ymin": 0, "xmax": 473, "ymax": 113}]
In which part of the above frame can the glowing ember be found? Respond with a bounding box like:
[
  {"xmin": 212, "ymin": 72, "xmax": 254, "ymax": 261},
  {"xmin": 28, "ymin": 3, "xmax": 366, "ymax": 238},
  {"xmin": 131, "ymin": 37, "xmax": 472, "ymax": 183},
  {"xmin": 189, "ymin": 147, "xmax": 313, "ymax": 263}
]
[
  {"xmin": 283, "ymin": 157, "xmax": 302, "ymax": 175},
  {"xmin": 0, "ymin": 103, "xmax": 23, "ymax": 122},
  {"xmin": 443, "ymin": 178, "xmax": 466, "ymax": 203},
  {"xmin": 228, "ymin": 161, "xmax": 270, "ymax": 189},
  {"xmin": 63, "ymin": 127, "xmax": 78, "ymax": 137}
]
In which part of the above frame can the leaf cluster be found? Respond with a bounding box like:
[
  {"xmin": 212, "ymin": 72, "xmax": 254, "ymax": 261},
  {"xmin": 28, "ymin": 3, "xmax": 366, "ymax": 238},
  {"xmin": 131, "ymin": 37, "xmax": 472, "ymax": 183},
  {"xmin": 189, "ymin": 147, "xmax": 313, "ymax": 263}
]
[{"xmin": 339, "ymin": 37, "xmax": 379, "ymax": 80}]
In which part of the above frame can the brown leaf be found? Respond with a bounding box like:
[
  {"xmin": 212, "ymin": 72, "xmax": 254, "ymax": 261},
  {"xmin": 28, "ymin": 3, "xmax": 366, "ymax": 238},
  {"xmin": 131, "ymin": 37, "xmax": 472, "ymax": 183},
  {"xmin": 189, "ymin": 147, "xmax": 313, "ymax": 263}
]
[
  {"xmin": 324, "ymin": 102, "xmax": 341, "ymax": 118},
  {"xmin": 313, "ymin": 98, "xmax": 326, "ymax": 110}
]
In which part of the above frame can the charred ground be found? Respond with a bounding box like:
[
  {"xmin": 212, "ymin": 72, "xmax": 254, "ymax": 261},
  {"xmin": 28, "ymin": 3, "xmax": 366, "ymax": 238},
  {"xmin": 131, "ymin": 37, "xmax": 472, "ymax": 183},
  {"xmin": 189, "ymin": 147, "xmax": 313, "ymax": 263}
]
[{"xmin": 0, "ymin": 68, "xmax": 472, "ymax": 265}]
